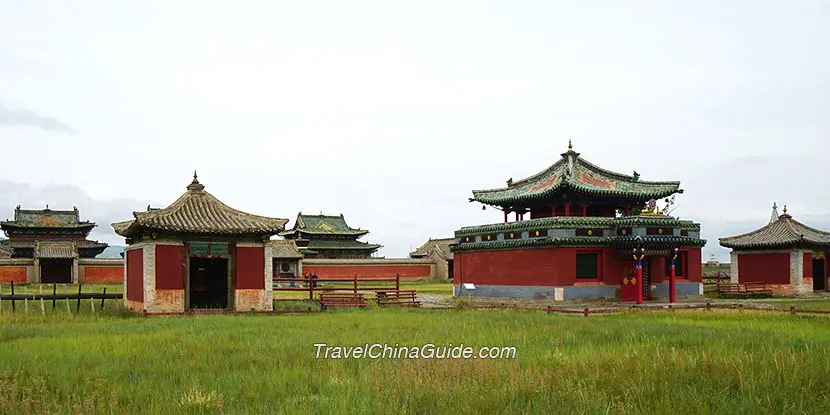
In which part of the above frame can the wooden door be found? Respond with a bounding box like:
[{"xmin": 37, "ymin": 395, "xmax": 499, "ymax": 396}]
[{"xmin": 621, "ymin": 267, "xmax": 638, "ymax": 301}]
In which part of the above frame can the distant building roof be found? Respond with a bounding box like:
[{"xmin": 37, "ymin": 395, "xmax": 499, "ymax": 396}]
[
  {"xmin": 270, "ymin": 240, "xmax": 303, "ymax": 259},
  {"xmin": 410, "ymin": 238, "xmax": 454, "ymax": 260},
  {"xmin": 1, "ymin": 206, "xmax": 96, "ymax": 231},
  {"xmin": 719, "ymin": 205, "xmax": 830, "ymax": 249},
  {"xmin": 280, "ymin": 213, "xmax": 370, "ymax": 237},
  {"xmin": 112, "ymin": 172, "xmax": 289, "ymax": 237},
  {"xmin": 306, "ymin": 239, "xmax": 381, "ymax": 251}
]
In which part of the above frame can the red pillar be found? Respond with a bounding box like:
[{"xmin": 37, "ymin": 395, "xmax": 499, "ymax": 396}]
[
  {"xmin": 582, "ymin": 205, "xmax": 588, "ymax": 216},
  {"xmin": 565, "ymin": 203, "xmax": 571, "ymax": 217},
  {"xmin": 625, "ymin": 205, "xmax": 631, "ymax": 216},
  {"xmin": 515, "ymin": 211, "xmax": 520, "ymax": 222},
  {"xmin": 669, "ymin": 249, "xmax": 677, "ymax": 303},
  {"xmin": 551, "ymin": 206, "xmax": 557, "ymax": 217},
  {"xmin": 504, "ymin": 211, "xmax": 508, "ymax": 223}
]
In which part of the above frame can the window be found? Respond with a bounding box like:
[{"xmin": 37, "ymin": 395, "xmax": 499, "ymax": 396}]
[
  {"xmin": 665, "ymin": 252, "xmax": 685, "ymax": 278},
  {"xmin": 576, "ymin": 252, "xmax": 601, "ymax": 280}
]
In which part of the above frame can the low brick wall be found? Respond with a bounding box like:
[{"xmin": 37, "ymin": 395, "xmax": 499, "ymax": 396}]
[
  {"xmin": 302, "ymin": 258, "xmax": 437, "ymax": 280},
  {"xmin": 0, "ymin": 266, "xmax": 27, "ymax": 283},
  {"xmin": 0, "ymin": 259, "xmax": 35, "ymax": 283},
  {"xmin": 79, "ymin": 259, "xmax": 124, "ymax": 283}
]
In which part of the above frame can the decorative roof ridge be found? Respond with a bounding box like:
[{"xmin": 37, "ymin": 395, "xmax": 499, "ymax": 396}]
[
  {"xmin": 783, "ymin": 215, "xmax": 830, "ymax": 237},
  {"xmin": 298, "ymin": 213, "xmax": 352, "ymax": 219},
  {"xmin": 471, "ymin": 158, "xmax": 567, "ymax": 193},
  {"xmin": 575, "ymin": 158, "xmax": 681, "ymax": 186},
  {"xmin": 15, "ymin": 208, "xmax": 79, "ymax": 214}
]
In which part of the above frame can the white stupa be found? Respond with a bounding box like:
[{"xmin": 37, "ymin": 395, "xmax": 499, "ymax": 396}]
[{"xmin": 705, "ymin": 250, "xmax": 719, "ymax": 266}]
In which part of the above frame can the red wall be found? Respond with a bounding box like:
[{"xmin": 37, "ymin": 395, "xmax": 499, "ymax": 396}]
[
  {"xmin": 453, "ymin": 247, "xmax": 703, "ymax": 286},
  {"xmin": 83, "ymin": 266, "xmax": 123, "ymax": 283},
  {"xmin": 126, "ymin": 249, "xmax": 144, "ymax": 303},
  {"xmin": 686, "ymin": 249, "xmax": 702, "ymax": 282},
  {"xmin": 0, "ymin": 267, "xmax": 27, "ymax": 283},
  {"xmin": 303, "ymin": 265, "xmax": 432, "ymax": 279},
  {"xmin": 455, "ymin": 247, "xmax": 615, "ymax": 286},
  {"xmin": 804, "ymin": 252, "xmax": 813, "ymax": 279},
  {"xmin": 236, "ymin": 246, "xmax": 265, "ymax": 289},
  {"xmin": 156, "ymin": 245, "xmax": 184, "ymax": 290},
  {"xmin": 738, "ymin": 252, "xmax": 790, "ymax": 284}
]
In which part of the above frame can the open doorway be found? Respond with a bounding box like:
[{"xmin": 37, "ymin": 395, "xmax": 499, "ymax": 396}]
[
  {"xmin": 447, "ymin": 259, "xmax": 454, "ymax": 279},
  {"xmin": 813, "ymin": 258, "xmax": 826, "ymax": 291},
  {"xmin": 40, "ymin": 259, "xmax": 73, "ymax": 283},
  {"xmin": 189, "ymin": 257, "xmax": 229, "ymax": 309}
]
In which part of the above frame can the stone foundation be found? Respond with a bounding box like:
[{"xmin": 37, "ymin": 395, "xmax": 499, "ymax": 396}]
[
  {"xmin": 148, "ymin": 289, "xmax": 186, "ymax": 313},
  {"xmin": 770, "ymin": 284, "xmax": 800, "ymax": 296},
  {"xmin": 453, "ymin": 282, "xmax": 702, "ymax": 300},
  {"xmin": 235, "ymin": 289, "xmax": 271, "ymax": 311},
  {"xmin": 126, "ymin": 300, "xmax": 144, "ymax": 312}
]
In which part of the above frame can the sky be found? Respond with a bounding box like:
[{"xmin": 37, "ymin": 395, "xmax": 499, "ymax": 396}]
[{"xmin": 1, "ymin": 1, "xmax": 828, "ymax": 261}]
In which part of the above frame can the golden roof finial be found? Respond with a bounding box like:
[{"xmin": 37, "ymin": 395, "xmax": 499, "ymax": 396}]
[
  {"xmin": 568, "ymin": 139, "xmax": 573, "ymax": 152},
  {"xmin": 783, "ymin": 205, "xmax": 788, "ymax": 214}
]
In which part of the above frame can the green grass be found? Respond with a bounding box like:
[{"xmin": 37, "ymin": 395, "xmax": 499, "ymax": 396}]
[
  {"xmin": 1, "ymin": 307, "xmax": 830, "ymax": 414},
  {"xmin": 745, "ymin": 298, "xmax": 830, "ymax": 311}
]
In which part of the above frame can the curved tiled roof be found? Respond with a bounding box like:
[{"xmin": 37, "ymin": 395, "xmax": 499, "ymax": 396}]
[
  {"xmin": 270, "ymin": 240, "xmax": 304, "ymax": 259},
  {"xmin": 280, "ymin": 213, "xmax": 369, "ymax": 237},
  {"xmin": 410, "ymin": 238, "xmax": 454, "ymax": 259},
  {"xmin": 719, "ymin": 210, "xmax": 830, "ymax": 249},
  {"xmin": 470, "ymin": 144, "xmax": 681, "ymax": 206},
  {"xmin": 112, "ymin": 174, "xmax": 288, "ymax": 237}
]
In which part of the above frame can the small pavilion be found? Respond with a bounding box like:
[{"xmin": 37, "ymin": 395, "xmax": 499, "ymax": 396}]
[
  {"xmin": 719, "ymin": 203, "xmax": 830, "ymax": 295},
  {"xmin": 112, "ymin": 173, "xmax": 289, "ymax": 313}
]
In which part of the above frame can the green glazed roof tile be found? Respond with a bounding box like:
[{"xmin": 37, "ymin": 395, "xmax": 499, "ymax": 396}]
[
  {"xmin": 455, "ymin": 216, "xmax": 700, "ymax": 236},
  {"xmin": 279, "ymin": 213, "xmax": 370, "ymax": 237},
  {"xmin": 470, "ymin": 150, "xmax": 680, "ymax": 206}
]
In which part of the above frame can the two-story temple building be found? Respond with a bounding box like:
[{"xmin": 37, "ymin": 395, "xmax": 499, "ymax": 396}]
[
  {"xmin": 451, "ymin": 142, "xmax": 706, "ymax": 301},
  {"xmin": 1, "ymin": 206, "xmax": 108, "ymax": 283},
  {"xmin": 279, "ymin": 213, "xmax": 381, "ymax": 259}
]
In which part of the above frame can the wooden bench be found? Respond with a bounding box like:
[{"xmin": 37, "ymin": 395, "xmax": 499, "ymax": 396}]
[
  {"xmin": 375, "ymin": 290, "xmax": 421, "ymax": 308},
  {"xmin": 319, "ymin": 292, "xmax": 367, "ymax": 310},
  {"xmin": 716, "ymin": 283, "xmax": 747, "ymax": 298},
  {"xmin": 717, "ymin": 282, "xmax": 773, "ymax": 298},
  {"xmin": 744, "ymin": 282, "xmax": 772, "ymax": 298}
]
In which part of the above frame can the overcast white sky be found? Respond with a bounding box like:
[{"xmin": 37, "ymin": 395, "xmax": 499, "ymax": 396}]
[{"xmin": 1, "ymin": 1, "xmax": 828, "ymax": 261}]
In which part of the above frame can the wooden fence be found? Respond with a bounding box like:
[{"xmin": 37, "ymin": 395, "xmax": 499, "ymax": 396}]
[
  {"xmin": 545, "ymin": 302, "xmax": 830, "ymax": 317},
  {"xmin": 273, "ymin": 273, "xmax": 401, "ymax": 300},
  {"xmin": 0, "ymin": 281, "xmax": 123, "ymax": 314}
]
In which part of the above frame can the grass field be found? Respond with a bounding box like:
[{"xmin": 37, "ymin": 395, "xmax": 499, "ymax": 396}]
[{"xmin": 2, "ymin": 306, "xmax": 830, "ymax": 414}]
